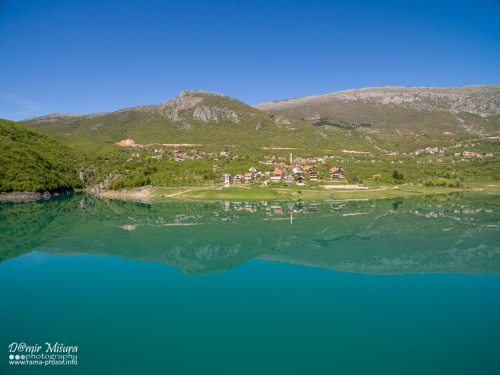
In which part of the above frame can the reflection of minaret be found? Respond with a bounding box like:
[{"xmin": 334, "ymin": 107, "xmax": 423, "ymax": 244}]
[
  {"xmin": 290, "ymin": 152, "xmax": 292, "ymax": 165},
  {"xmin": 291, "ymin": 214, "xmax": 293, "ymax": 225}
]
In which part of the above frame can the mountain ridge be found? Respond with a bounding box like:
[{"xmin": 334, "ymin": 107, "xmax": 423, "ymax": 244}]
[
  {"xmin": 24, "ymin": 85, "xmax": 500, "ymax": 124},
  {"xmin": 18, "ymin": 85, "xmax": 500, "ymax": 156},
  {"xmin": 255, "ymin": 85, "xmax": 500, "ymax": 117},
  {"xmin": 21, "ymin": 90, "xmax": 365, "ymax": 153},
  {"xmin": 253, "ymin": 85, "xmax": 500, "ymax": 140},
  {"xmin": 22, "ymin": 90, "xmax": 247, "ymax": 125}
]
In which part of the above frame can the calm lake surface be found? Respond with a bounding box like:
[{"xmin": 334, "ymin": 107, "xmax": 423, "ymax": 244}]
[{"xmin": 1, "ymin": 193, "xmax": 499, "ymax": 374}]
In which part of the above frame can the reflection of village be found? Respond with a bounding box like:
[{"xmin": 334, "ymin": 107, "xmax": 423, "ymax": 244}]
[{"xmin": 121, "ymin": 199, "xmax": 498, "ymax": 229}]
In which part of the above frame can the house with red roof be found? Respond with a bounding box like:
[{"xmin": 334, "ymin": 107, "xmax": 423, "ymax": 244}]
[
  {"xmin": 270, "ymin": 169, "xmax": 283, "ymax": 182},
  {"xmin": 330, "ymin": 167, "xmax": 341, "ymax": 179}
]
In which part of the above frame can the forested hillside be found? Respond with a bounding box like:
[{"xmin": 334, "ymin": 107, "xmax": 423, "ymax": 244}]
[{"xmin": 0, "ymin": 119, "xmax": 83, "ymax": 192}]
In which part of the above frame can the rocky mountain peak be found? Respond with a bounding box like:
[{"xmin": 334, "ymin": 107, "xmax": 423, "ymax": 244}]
[
  {"xmin": 155, "ymin": 90, "xmax": 243, "ymax": 124},
  {"xmin": 179, "ymin": 90, "xmax": 240, "ymax": 101}
]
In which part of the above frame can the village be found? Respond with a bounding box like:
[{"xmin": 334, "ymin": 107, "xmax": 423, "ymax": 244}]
[
  {"xmin": 103, "ymin": 134, "xmax": 500, "ymax": 191},
  {"xmin": 126, "ymin": 145, "xmax": 352, "ymax": 185},
  {"xmin": 119, "ymin": 140, "xmax": 498, "ymax": 186},
  {"xmin": 217, "ymin": 162, "xmax": 346, "ymax": 186}
]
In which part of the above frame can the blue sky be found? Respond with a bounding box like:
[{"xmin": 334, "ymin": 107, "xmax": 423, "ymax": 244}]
[{"xmin": 1, "ymin": 0, "xmax": 499, "ymax": 121}]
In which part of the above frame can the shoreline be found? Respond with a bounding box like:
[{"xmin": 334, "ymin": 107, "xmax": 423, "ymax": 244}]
[
  {"xmin": 0, "ymin": 189, "xmax": 75, "ymax": 203},
  {"xmin": 3, "ymin": 181, "xmax": 499, "ymax": 203},
  {"xmin": 95, "ymin": 180, "xmax": 500, "ymax": 203},
  {"xmin": 97, "ymin": 187, "xmax": 155, "ymax": 202}
]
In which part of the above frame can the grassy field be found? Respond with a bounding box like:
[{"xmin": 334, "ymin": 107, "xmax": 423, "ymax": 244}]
[{"xmin": 148, "ymin": 179, "xmax": 500, "ymax": 202}]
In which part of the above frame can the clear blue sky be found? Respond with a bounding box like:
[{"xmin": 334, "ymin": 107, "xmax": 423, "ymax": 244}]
[{"xmin": 1, "ymin": 0, "xmax": 499, "ymax": 121}]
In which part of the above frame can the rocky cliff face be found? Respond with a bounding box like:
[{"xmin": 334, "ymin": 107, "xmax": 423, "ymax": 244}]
[
  {"xmin": 192, "ymin": 106, "xmax": 240, "ymax": 123},
  {"xmin": 89, "ymin": 172, "xmax": 120, "ymax": 193},
  {"xmin": 154, "ymin": 90, "xmax": 204, "ymax": 121},
  {"xmin": 156, "ymin": 91, "xmax": 242, "ymax": 124}
]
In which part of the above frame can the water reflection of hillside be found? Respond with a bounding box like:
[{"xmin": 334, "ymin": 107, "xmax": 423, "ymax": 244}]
[{"xmin": 1, "ymin": 193, "xmax": 499, "ymax": 275}]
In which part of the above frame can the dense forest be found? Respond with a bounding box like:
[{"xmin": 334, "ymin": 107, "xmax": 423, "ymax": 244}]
[{"xmin": 0, "ymin": 119, "xmax": 83, "ymax": 192}]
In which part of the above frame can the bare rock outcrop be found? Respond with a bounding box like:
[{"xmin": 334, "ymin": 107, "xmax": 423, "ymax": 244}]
[
  {"xmin": 156, "ymin": 91, "xmax": 204, "ymax": 121},
  {"xmin": 193, "ymin": 106, "xmax": 240, "ymax": 123},
  {"xmin": 90, "ymin": 172, "xmax": 120, "ymax": 193},
  {"xmin": 115, "ymin": 138, "xmax": 135, "ymax": 146}
]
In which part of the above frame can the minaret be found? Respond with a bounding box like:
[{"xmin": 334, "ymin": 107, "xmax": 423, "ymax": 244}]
[{"xmin": 290, "ymin": 152, "xmax": 293, "ymax": 165}]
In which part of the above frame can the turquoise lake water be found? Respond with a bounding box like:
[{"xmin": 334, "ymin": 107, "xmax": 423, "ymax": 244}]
[{"xmin": 1, "ymin": 194, "xmax": 499, "ymax": 374}]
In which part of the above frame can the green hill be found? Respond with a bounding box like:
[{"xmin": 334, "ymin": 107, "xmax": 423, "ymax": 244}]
[{"xmin": 0, "ymin": 118, "xmax": 83, "ymax": 192}]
